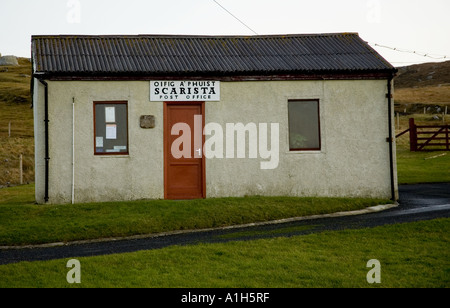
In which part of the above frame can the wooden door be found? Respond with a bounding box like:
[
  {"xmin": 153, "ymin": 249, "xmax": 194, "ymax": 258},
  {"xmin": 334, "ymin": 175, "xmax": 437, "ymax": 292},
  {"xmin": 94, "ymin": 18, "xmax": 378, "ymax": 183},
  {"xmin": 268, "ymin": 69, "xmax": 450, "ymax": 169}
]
[{"xmin": 164, "ymin": 102, "xmax": 205, "ymax": 199}]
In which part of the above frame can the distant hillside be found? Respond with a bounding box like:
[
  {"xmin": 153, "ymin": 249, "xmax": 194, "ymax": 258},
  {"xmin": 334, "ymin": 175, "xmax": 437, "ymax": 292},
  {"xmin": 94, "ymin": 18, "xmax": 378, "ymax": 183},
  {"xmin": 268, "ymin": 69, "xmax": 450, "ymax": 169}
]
[
  {"xmin": 395, "ymin": 60, "xmax": 450, "ymax": 89},
  {"xmin": 0, "ymin": 57, "xmax": 34, "ymax": 186},
  {"xmin": 0, "ymin": 57, "xmax": 32, "ymax": 105},
  {"xmin": 394, "ymin": 60, "xmax": 450, "ymax": 105}
]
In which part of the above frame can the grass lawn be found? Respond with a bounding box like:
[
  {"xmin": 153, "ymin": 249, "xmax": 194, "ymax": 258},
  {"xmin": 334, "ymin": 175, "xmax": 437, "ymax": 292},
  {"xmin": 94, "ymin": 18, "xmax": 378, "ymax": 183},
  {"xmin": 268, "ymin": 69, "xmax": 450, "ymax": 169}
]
[
  {"xmin": 0, "ymin": 218, "xmax": 448, "ymax": 288},
  {"xmin": 396, "ymin": 148, "xmax": 450, "ymax": 184},
  {"xmin": 0, "ymin": 184, "xmax": 392, "ymax": 246}
]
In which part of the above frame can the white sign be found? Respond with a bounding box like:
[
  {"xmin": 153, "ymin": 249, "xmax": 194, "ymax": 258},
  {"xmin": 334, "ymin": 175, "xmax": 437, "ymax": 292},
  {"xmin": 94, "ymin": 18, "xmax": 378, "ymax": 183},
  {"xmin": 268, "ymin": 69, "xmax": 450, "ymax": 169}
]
[
  {"xmin": 96, "ymin": 137, "xmax": 104, "ymax": 148},
  {"xmin": 150, "ymin": 81, "xmax": 220, "ymax": 102},
  {"xmin": 106, "ymin": 124, "xmax": 117, "ymax": 139},
  {"xmin": 105, "ymin": 107, "xmax": 115, "ymax": 123}
]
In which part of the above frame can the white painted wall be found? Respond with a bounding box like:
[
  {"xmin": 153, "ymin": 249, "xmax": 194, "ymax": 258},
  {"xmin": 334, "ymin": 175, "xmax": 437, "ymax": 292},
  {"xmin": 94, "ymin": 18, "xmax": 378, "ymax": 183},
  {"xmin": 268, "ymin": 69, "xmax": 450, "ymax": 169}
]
[
  {"xmin": 33, "ymin": 79, "xmax": 397, "ymax": 204},
  {"xmin": 206, "ymin": 80, "xmax": 397, "ymax": 199}
]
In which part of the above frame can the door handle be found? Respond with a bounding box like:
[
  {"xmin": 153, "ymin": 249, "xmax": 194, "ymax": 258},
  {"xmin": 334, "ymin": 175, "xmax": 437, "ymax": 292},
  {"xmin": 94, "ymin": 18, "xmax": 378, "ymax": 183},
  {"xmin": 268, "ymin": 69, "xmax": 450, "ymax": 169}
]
[{"xmin": 196, "ymin": 148, "xmax": 202, "ymax": 157}]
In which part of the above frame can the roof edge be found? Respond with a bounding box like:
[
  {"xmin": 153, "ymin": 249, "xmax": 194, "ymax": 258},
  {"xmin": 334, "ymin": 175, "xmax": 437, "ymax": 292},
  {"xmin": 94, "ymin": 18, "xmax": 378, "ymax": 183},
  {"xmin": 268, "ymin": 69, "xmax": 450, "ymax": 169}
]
[
  {"xmin": 32, "ymin": 70, "xmax": 396, "ymax": 82},
  {"xmin": 31, "ymin": 32, "xmax": 360, "ymax": 40}
]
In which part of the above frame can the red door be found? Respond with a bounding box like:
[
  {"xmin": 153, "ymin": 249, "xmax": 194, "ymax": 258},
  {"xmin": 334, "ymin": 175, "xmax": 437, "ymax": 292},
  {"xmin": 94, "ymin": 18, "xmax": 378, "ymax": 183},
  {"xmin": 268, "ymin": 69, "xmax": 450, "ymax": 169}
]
[{"xmin": 164, "ymin": 102, "xmax": 205, "ymax": 199}]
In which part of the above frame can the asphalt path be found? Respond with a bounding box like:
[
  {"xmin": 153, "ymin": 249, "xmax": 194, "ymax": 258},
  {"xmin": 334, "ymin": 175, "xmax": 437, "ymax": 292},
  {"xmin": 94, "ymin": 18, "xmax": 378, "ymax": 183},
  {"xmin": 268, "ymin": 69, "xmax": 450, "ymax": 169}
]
[{"xmin": 1, "ymin": 183, "xmax": 449, "ymax": 265}]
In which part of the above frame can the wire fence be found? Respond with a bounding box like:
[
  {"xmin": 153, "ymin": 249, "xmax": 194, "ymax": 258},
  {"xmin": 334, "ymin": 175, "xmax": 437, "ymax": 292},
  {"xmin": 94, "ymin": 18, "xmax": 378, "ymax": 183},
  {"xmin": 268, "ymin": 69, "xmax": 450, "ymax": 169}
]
[
  {"xmin": 0, "ymin": 154, "xmax": 34, "ymax": 187},
  {"xmin": 0, "ymin": 121, "xmax": 34, "ymax": 186}
]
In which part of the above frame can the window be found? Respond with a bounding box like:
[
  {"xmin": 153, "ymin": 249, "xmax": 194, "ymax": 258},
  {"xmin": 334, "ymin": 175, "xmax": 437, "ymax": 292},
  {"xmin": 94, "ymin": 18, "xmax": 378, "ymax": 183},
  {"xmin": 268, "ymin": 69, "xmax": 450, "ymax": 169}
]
[
  {"xmin": 94, "ymin": 101, "xmax": 129, "ymax": 155},
  {"xmin": 288, "ymin": 100, "xmax": 321, "ymax": 151}
]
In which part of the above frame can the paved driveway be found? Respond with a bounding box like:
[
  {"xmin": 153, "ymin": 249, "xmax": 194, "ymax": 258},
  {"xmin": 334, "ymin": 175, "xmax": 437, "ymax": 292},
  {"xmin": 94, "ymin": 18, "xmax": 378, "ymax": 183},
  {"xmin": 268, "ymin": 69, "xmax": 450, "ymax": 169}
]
[{"xmin": 1, "ymin": 183, "xmax": 449, "ymax": 265}]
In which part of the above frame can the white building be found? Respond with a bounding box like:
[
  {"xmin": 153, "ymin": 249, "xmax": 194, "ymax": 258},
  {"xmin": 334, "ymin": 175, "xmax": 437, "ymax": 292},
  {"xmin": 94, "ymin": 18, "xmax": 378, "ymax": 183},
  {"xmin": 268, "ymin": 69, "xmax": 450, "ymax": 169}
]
[{"xmin": 31, "ymin": 33, "xmax": 398, "ymax": 204}]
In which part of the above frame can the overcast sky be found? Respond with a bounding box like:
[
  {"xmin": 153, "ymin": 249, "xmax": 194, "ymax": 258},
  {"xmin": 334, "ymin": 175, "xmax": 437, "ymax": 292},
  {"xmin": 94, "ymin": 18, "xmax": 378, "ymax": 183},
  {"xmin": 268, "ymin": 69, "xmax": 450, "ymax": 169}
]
[{"xmin": 1, "ymin": 0, "xmax": 449, "ymax": 67}]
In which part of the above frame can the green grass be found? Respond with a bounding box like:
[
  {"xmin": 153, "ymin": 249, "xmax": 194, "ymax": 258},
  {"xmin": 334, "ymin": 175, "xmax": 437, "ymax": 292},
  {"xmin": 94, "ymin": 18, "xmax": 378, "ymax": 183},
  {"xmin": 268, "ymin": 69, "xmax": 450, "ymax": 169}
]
[
  {"xmin": 0, "ymin": 184, "xmax": 391, "ymax": 246},
  {"xmin": 397, "ymin": 148, "xmax": 450, "ymax": 184},
  {"xmin": 0, "ymin": 218, "xmax": 448, "ymax": 288}
]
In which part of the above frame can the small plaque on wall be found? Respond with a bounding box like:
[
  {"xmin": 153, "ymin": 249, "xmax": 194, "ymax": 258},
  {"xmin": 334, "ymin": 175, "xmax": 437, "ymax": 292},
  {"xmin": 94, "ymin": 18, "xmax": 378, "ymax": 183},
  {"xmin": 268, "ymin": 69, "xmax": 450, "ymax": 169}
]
[{"xmin": 140, "ymin": 115, "xmax": 155, "ymax": 129}]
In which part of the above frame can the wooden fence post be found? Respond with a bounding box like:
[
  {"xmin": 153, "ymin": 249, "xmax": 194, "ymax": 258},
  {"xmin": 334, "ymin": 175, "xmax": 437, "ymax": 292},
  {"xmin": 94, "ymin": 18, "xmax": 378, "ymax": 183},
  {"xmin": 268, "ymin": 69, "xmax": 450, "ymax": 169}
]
[
  {"xmin": 19, "ymin": 154, "xmax": 23, "ymax": 185},
  {"xmin": 409, "ymin": 118, "xmax": 417, "ymax": 152}
]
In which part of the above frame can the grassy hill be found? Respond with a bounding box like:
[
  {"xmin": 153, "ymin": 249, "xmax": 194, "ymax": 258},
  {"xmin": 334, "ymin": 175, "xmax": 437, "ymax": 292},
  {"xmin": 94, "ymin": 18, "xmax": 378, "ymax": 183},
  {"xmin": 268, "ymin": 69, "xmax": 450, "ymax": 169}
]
[
  {"xmin": 394, "ymin": 60, "xmax": 450, "ymax": 108},
  {"xmin": 393, "ymin": 61, "xmax": 449, "ymax": 135},
  {"xmin": 395, "ymin": 60, "xmax": 450, "ymax": 89},
  {"xmin": 0, "ymin": 58, "xmax": 34, "ymax": 186}
]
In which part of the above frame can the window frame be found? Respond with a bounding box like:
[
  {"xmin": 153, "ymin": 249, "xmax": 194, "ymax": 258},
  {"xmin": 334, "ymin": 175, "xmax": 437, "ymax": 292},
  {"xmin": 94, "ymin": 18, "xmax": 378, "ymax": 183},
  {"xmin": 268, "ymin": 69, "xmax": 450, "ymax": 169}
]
[
  {"xmin": 93, "ymin": 101, "xmax": 129, "ymax": 156},
  {"xmin": 287, "ymin": 99, "xmax": 322, "ymax": 152}
]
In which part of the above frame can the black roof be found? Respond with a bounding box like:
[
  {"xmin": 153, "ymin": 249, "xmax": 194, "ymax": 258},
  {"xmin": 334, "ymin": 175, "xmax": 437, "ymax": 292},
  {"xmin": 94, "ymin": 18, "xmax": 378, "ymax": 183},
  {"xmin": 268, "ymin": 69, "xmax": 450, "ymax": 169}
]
[{"xmin": 31, "ymin": 33, "xmax": 396, "ymax": 78}]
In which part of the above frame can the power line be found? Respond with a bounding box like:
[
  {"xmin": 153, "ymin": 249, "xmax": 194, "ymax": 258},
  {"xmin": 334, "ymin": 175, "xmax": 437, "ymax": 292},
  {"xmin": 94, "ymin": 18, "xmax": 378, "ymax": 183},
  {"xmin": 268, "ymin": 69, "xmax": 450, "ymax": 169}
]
[
  {"xmin": 390, "ymin": 62, "xmax": 438, "ymax": 66},
  {"xmin": 371, "ymin": 43, "xmax": 449, "ymax": 60},
  {"xmin": 212, "ymin": 0, "xmax": 259, "ymax": 35}
]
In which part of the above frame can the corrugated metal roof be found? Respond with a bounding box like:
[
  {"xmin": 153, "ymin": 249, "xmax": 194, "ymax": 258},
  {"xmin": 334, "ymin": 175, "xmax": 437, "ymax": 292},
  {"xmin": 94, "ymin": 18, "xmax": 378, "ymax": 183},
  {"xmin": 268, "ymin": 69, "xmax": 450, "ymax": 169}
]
[{"xmin": 31, "ymin": 33, "xmax": 396, "ymax": 77}]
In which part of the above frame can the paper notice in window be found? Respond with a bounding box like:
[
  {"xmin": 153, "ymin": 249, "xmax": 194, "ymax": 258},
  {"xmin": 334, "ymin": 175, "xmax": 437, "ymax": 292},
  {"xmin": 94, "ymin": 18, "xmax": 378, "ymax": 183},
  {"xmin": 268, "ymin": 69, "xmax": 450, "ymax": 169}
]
[
  {"xmin": 105, "ymin": 107, "xmax": 116, "ymax": 123},
  {"xmin": 106, "ymin": 124, "xmax": 117, "ymax": 139},
  {"xmin": 96, "ymin": 137, "xmax": 104, "ymax": 147}
]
